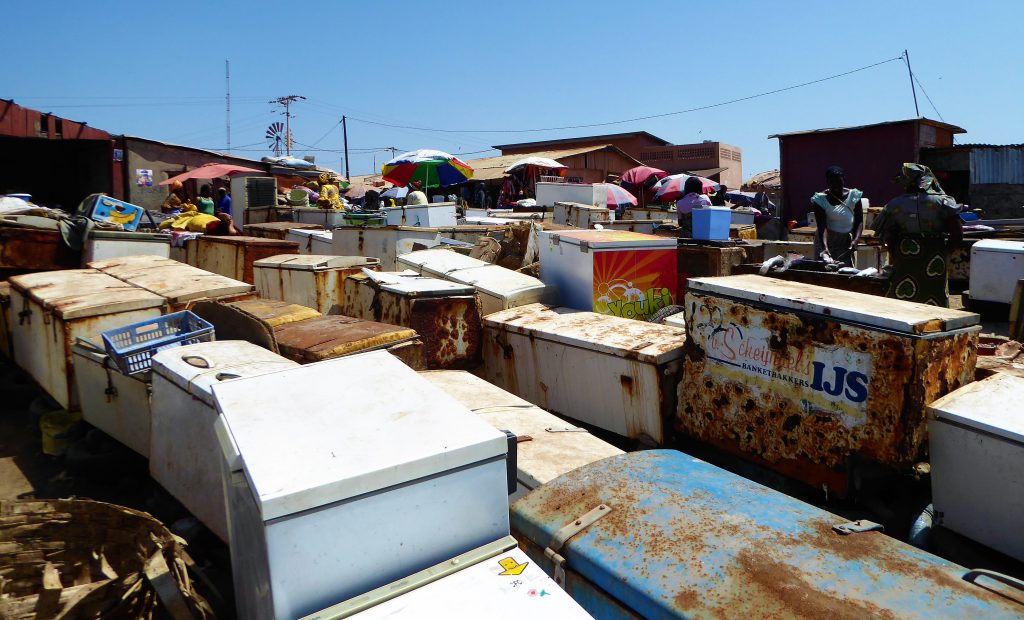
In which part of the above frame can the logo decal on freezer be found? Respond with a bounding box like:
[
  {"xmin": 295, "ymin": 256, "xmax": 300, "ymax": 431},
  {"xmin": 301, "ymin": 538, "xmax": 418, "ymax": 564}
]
[{"xmin": 498, "ymin": 557, "xmax": 529, "ymax": 576}]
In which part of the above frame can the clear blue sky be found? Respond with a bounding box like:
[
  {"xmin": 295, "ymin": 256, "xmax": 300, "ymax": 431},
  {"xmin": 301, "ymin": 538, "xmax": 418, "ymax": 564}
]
[{"xmin": 3, "ymin": 1, "xmax": 1022, "ymax": 179}]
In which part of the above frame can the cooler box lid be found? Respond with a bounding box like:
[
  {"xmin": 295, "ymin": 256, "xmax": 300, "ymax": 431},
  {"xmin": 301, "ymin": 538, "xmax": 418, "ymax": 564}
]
[
  {"xmin": 511, "ymin": 450, "xmax": 1024, "ymax": 619},
  {"xmin": 929, "ymin": 373, "xmax": 1024, "ymax": 443},
  {"xmin": 243, "ymin": 222, "xmax": 323, "ymax": 235},
  {"xmin": 212, "ymin": 351, "xmax": 508, "ymax": 520},
  {"xmin": 197, "ymin": 235, "xmax": 299, "ymax": 249},
  {"xmin": 88, "ymin": 255, "xmax": 253, "ymax": 303},
  {"xmin": 152, "ymin": 340, "xmax": 298, "ymax": 406},
  {"xmin": 398, "ymin": 249, "xmax": 489, "ymax": 274},
  {"xmin": 9, "ymin": 269, "xmax": 164, "ymax": 319},
  {"xmin": 273, "ymin": 315, "xmax": 417, "ymax": 361},
  {"xmin": 225, "ymin": 299, "xmax": 321, "ymax": 326},
  {"xmin": 971, "ymin": 239, "xmax": 1024, "ymax": 254},
  {"xmin": 370, "ymin": 273, "xmax": 476, "ymax": 297},
  {"xmin": 87, "ymin": 231, "xmax": 171, "ymax": 242},
  {"xmin": 446, "ymin": 265, "xmax": 548, "ymax": 298},
  {"xmin": 254, "ymin": 254, "xmax": 380, "ymax": 272},
  {"xmin": 544, "ymin": 229, "xmax": 677, "ymax": 250},
  {"xmin": 483, "ymin": 304, "xmax": 686, "ymax": 365},
  {"xmin": 688, "ymin": 275, "xmax": 979, "ymax": 334},
  {"xmin": 288, "ymin": 229, "xmax": 335, "ymax": 240}
]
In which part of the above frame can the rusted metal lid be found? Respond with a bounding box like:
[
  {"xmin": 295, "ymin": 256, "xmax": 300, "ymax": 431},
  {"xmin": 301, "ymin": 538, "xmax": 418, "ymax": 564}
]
[
  {"xmin": 511, "ymin": 450, "xmax": 1024, "ymax": 618},
  {"xmin": 224, "ymin": 299, "xmax": 321, "ymax": 327},
  {"xmin": 274, "ymin": 315, "xmax": 418, "ymax": 362},
  {"xmin": 9, "ymin": 269, "xmax": 164, "ymax": 319},
  {"xmin": 88, "ymin": 255, "xmax": 253, "ymax": 303},
  {"xmin": 253, "ymin": 254, "xmax": 380, "ymax": 272},
  {"xmin": 688, "ymin": 275, "xmax": 979, "ymax": 334},
  {"xmin": 483, "ymin": 303, "xmax": 686, "ymax": 364},
  {"xmin": 197, "ymin": 235, "xmax": 300, "ymax": 248}
]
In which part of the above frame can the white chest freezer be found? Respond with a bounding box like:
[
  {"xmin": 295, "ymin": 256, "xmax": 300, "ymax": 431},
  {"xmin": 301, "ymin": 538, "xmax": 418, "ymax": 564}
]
[
  {"xmin": 254, "ymin": 254, "xmax": 381, "ymax": 314},
  {"xmin": 9, "ymin": 270, "xmax": 164, "ymax": 410},
  {"xmin": 307, "ymin": 537, "xmax": 593, "ymax": 619},
  {"xmin": 213, "ymin": 351, "xmax": 510, "ymax": 620},
  {"xmin": 383, "ymin": 202, "xmax": 457, "ymax": 227},
  {"xmin": 291, "ymin": 207, "xmax": 351, "ymax": 229},
  {"xmin": 539, "ymin": 229, "xmax": 678, "ymax": 321},
  {"xmin": 81, "ymin": 230, "xmax": 171, "ymax": 265},
  {"xmin": 929, "ymin": 373, "xmax": 1024, "ymax": 562},
  {"xmin": 71, "ymin": 339, "xmax": 152, "ymax": 456},
  {"xmin": 287, "ymin": 228, "xmax": 336, "ymax": 255},
  {"xmin": 553, "ymin": 201, "xmax": 612, "ymax": 228},
  {"xmin": 969, "ymin": 239, "xmax": 1024, "ymax": 303},
  {"xmin": 87, "ymin": 254, "xmax": 255, "ymax": 312},
  {"xmin": 150, "ymin": 341, "xmax": 298, "ymax": 542}
]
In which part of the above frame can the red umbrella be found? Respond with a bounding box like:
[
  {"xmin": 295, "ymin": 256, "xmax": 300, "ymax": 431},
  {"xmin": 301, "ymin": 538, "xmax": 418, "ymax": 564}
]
[
  {"xmin": 595, "ymin": 183, "xmax": 637, "ymax": 209},
  {"xmin": 653, "ymin": 174, "xmax": 720, "ymax": 203},
  {"xmin": 159, "ymin": 163, "xmax": 263, "ymax": 186},
  {"xmin": 620, "ymin": 166, "xmax": 667, "ymax": 189}
]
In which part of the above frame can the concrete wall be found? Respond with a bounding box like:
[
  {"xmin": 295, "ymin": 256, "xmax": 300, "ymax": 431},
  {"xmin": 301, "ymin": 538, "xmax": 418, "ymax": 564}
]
[
  {"xmin": 498, "ymin": 134, "xmax": 666, "ymax": 157},
  {"xmin": 636, "ymin": 142, "xmax": 743, "ymax": 188}
]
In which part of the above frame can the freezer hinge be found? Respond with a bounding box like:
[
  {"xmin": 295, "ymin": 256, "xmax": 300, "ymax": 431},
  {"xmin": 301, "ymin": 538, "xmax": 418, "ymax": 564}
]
[
  {"xmin": 579, "ymin": 241, "xmax": 589, "ymax": 253},
  {"xmin": 832, "ymin": 519, "xmax": 884, "ymax": 535},
  {"xmin": 543, "ymin": 504, "xmax": 611, "ymax": 588}
]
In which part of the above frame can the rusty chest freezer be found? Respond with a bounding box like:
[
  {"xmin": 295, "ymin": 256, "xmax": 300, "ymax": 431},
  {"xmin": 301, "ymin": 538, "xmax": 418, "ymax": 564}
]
[
  {"xmin": 8, "ymin": 270, "xmax": 164, "ymax": 410},
  {"xmin": 212, "ymin": 351, "xmax": 512, "ymax": 619},
  {"xmin": 150, "ymin": 340, "xmax": 299, "ymax": 542},
  {"xmin": 342, "ymin": 272, "xmax": 482, "ymax": 369},
  {"xmin": 928, "ymin": 373, "xmax": 1024, "ymax": 563},
  {"xmin": 287, "ymin": 228, "xmax": 335, "ymax": 255},
  {"xmin": 510, "ymin": 450, "xmax": 1024, "ymax": 619},
  {"xmin": 678, "ymin": 274, "xmax": 981, "ymax": 497},
  {"xmin": 480, "ymin": 304, "xmax": 687, "ymax": 445},
  {"xmin": 193, "ymin": 235, "xmax": 299, "ymax": 283},
  {"xmin": 552, "ymin": 202, "xmax": 611, "ymax": 228},
  {"xmin": 0, "ymin": 225, "xmax": 80, "ymax": 276},
  {"xmin": 420, "ymin": 370, "xmax": 624, "ymax": 500},
  {"xmin": 243, "ymin": 221, "xmax": 324, "ymax": 240},
  {"xmin": 87, "ymin": 254, "xmax": 255, "ymax": 312},
  {"xmin": 332, "ymin": 225, "xmax": 501, "ymax": 270},
  {"xmin": 398, "ymin": 249, "xmax": 554, "ymax": 316},
  {"xmin": 254, "ymin": 254, "xmax": 381, "ymax": 314}
]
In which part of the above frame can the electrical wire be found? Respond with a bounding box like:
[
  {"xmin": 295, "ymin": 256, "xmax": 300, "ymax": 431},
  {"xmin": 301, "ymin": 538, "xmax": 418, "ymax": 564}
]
[
  {"xmin": 910, "ymin": 73, "xmax": 945, "ymax": 122},
  {"xmin": 346, "ymin": 55, "xmax": 904, "ymax": 134}
]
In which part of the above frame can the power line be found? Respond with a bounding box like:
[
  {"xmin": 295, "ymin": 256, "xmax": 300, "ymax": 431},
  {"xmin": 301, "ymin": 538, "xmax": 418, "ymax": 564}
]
[
  {"xmin": 911, "ymin": 73, "xmax": 945, "ymax": 122},
  {"xmin": 347, "ymin": 55, "xmax": 904, "ymax": 135}
]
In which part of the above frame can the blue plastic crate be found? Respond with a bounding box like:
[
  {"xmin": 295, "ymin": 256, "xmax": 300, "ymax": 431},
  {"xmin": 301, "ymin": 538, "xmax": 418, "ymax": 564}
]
[{"xmin": 101, "ymin": 311, "xmax": 214, "ymax": 375}]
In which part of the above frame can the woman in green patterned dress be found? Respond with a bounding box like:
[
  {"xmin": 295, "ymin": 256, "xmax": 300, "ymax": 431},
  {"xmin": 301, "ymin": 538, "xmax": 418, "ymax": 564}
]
[{"xmin": 872, "ymin": 163, "xmax": 963, "ymax": 306}]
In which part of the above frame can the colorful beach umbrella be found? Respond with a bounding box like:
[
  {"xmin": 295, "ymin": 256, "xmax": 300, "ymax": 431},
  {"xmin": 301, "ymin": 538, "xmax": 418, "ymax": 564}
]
[
  {"xmin": 653, "ymin": 174, "xmax": 720, "ymax": 202},
  {"xmin": 620, "ymin": 166, "xmax": 667, "ymax": 190},
  {"xmin": 159, "ymin": 163, "xmax": 262, "ymax": 186},
  {"xmin": 380, "ymin": 149, "xmax": 474, "ymax": 189},
  {"xmin": 503, "ymin": 156, "xmax": 566, "ymax": 174},
  {"xmin": 595, "ymin": 183, "xmax": 637, "ymax": 209}
]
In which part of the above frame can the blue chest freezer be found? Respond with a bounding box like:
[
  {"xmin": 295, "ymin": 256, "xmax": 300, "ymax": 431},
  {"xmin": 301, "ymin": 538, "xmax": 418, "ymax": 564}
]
[{"xmin": 510, "ymin": 450, "xmax": 1024, "ymax": 619}]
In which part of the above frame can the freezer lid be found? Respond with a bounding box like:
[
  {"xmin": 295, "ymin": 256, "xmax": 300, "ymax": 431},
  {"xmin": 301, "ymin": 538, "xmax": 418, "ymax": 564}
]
[
  {"xmin": 87, "ymin": 255, "xmax": 253, "ymax": 303},
  {"xmin": 287, "ymin": 229, "xmax": 334, "ymax": 241},
  {"xmin": 929, "ymin": 374, "xmax": 1024, "ymax": 443},
  {"xmin": 445, "ymin": 265, "xmax": 547, "ymax": 297},
  {"xmin": 152, "ymin": 340, "xmax": 298, "ymax": 405},
  {"xmin": 254, "ymin": 254, "xmax": 380, "ymax": 272},
  {"xmin": 511, "ymin": 450, "xmax": 1024, "ymax": 619},
  {"xmin": 544, "ymin": 229, "xmax": 677, "ymax": 249},
  {"xmin": 688, "ymin": 275, "xmax": 980, "ymax": 334},
  {"xmin": 9, "ymin": 269, "xmax": 164, "ymax": 319},
  {"xmin": 397, "ymin": 249, "xmax": 489, "ymax": 274},
  {"xmin": 212, "ymin": 351, "xmax": 508, "ymax": 520},
  {"xmin": 273, "ymin": 315, "xmax": 418, "ymax": 361},
  {"xmin": 377, "ymin": 276, "xmax": 477, "ymax": 297},
  {"xmin": 225, "ymin": 299, "xmax": 322, "ymax": 326},
  {"xmin": 86, "ymin": 231, "xmax": 171, "ymax": 242},
  {"xmin": 971, "ymin": 239, "xmax": 1024, "ymax": 254},
  {"xmin": 484, "ymin": 304, "xmax": 686, "ymax": 365},
  {"xmin": 198, "ymin": 235, "xmax": 298, "ymax": 248}
]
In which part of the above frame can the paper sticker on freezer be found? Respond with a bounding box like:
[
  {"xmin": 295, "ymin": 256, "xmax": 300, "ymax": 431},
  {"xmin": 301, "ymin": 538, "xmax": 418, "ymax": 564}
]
[{"xmin": 593, "ymin": 249, "xmax": 676, "ymax": 320}]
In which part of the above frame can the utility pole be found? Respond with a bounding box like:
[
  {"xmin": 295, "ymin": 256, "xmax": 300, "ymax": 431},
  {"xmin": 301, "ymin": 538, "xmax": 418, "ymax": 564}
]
[
  {"xmin": 225, "ymin": 60, "xmax": 231, "ymax": 153},
  {"xmin": 903, "ymin": 49, "xmax": 920, "ymax": 118},
  {"xmin": 342, "ymin": 115, "xmax": 350, "ymax": 181},
  {"xmin": 269, "ymin": 95, "xmax": 306, "ymax": 155}
]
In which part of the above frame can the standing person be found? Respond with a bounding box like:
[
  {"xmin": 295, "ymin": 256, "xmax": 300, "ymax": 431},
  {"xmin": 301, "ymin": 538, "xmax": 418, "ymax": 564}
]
[
  {"xmin": 216, "ymin": 187, "xmax": 232, "ymax": 215},
  {"xmin": 197, "ymin": 184, "xmax": 216, "ymax": 215},
  {"xmin": 676, "ymin": 176, "xmax": 712, "ymax": 237},
  {"xmin": 810, "ymin": 166, "xmax": 864, "ymax": 267},
  {"xmin": 873, "ymin": 163, "xmax": 962, "ymax": 307},
  {"xmin": 406, "ymin": 181, "xmax": 428, "ymax": 205},
  {"xmin": 473, "ymin": 183, "xmax": 487, "ymax": 210}
]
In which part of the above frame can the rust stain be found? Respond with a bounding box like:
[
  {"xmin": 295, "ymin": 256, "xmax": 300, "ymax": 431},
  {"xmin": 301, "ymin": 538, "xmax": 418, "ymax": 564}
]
[{"xmin": 0, "ymin": 229, "xmax": 79, "ymax": 271}]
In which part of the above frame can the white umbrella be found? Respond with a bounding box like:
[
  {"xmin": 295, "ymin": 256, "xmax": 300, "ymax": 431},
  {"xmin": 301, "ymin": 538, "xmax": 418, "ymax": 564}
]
[{"xmin": 503, "ymin": 156, "xmax": 567, "ymax": 174}]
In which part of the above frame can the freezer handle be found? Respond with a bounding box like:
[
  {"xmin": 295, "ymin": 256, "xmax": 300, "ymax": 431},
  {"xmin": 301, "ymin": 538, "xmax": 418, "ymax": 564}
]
[
  {"xmin": 964, "ymin": 569, "xmax": 1024, "ymax": 595},
  {"xmin": 213, "ymin": 415, "xmax": 242, "ymax": 472}
]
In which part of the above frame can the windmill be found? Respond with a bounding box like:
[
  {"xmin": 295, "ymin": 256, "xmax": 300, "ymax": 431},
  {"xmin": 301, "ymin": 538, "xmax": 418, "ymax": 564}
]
[{"xmin": 265, "ymin": 122, "xmax": 290, "ymax": 157}]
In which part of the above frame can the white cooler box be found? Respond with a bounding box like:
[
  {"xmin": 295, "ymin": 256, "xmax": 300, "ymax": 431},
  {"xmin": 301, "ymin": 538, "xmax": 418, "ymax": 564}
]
[
  {"xmin": 553, "ymin": 201, "xmax": 611, "ymax": 228},
  {"xmin": 292, "ymin": 207, "xmax": 350, "ymax": 229},
  {"xmin": 929, "ymin": 373, "xmax": 1024, "ymax": 562},
  {"xmin": 383, "ymin": 202, "xmax": 457, "ymax": 227},
  {"xmin": 969, "ymin": 239, "xmax": 1024, "ymax": 303},
  {"xmin": 81, "ymin": 231, "xmax": 171, "ymax": 265},
  {"xmin": 213, "ymin": 351, "xmax": 510, "ymax": 620},
  {"xmin": 254, "ymin": 254, "xmax": 381, "ymax": 314},
  {"xmin": 287, "ymin": 228, "xmax": 335, "ymax": 255},
  {"xmin": 150, "ymin": 341, "xmax": 299, "ymax": 542},
  {"xmin": 9, "ymin": 270, "xmax": 164, "ymax": 410}
]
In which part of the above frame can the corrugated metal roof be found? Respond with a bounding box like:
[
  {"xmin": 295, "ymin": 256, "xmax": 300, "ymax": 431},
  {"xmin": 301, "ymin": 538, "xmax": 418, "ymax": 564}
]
[
  {"xmin": 970, "ymin": 146, "xmax": 1024, "ymax": 185},
  {"xmin": 493, "ymin": 131, "xmax": 671, "ymax": 150},
  {"xmin": 769, "ymin": 117, "xmax": 965, "ymax": 139}
]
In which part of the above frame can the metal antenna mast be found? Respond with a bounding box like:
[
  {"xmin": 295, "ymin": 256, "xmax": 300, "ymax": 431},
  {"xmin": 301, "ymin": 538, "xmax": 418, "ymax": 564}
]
[
  {"xmin": 225, "ymin": 59, "xmax": 231, "ymax": 153},
  {"xmin": 269, "ymin": 95, "xmax": 306, "ymax": 155},
  {"xmin": 903, "ymin": 50, "xmax": 920, "ymax": 118}
]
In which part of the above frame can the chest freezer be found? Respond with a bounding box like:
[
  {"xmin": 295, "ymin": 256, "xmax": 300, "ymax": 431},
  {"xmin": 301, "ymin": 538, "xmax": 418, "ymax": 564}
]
[
  {"xmin": 342, "ymin": 273, "xmax": 481, "ymax": 369},
  {"xmin": 291, "ymin": 207, "xmax": 352, "ymax": 229},
  {"xmin": 307, "ymin": 537, "xmax": 593, "ymax": 619},
  {"xmin": 383, "ymin": 202, "xmax": 457, "ymax": 227},
  {"xmin": 71, "ymin": 339, "xmax": 152, "ymax": 456},
  {"xmin": 539, "ymin": 229, "xmax": 677, "ymax": 321},
  {"xmin": 88, "ymin": 254, "xmax": 254, "ymax": 312},
  {"xmin": 81, "ymin": 231, "xmax": 171, "ymax": 265},
  {"xmin": 332, "ymin": 225, "xmax": 501, "ymax": 270},
  {"xmin": 481, "ymin": 303, "xmax": 687, "ymax": 445},
  {"xmin": 511, "ymin": 450, "xmax": 1024, "ymax": 619},
  {"xmin": 150, "ymin": 341, "xmax": 298, "ymax": 542},
  {"xmin": 243, "ymin": 221, "xmax": 324, "ymax": 240},
  {"xmin": 420, "ymin": 370, "xmax": 623, "ymax": 500},
  {"xmin": 213, "ymin": 351, "xmax": 511, "ymax": 620},
  {"xmin": 679, "ymin": 274, "xmax": 980, "ymax": 497},
  {"xmin": 969, "ymin": 239, "xmax": 1024, "ymax": 303},
  {"xmin": 552, "ymin": 201, "xmax": 611, "ymax": 228},
  {"xmin": 287, "ymin": 228, "xmax": 335, "ymax": 255},
  {"xmin": 929, "ymin": 373, "xmax": 1024, "ymax": 562},
  {"xmin": 9, "ymin": 270, "xmax": 164, "ymax": 410},
  {"xmin": 194, "ymin": 235, "xmax": 299, "ymax": 283},
  {"xmin": 254, "ymin": 254, "xmax": 380, "ymax": 314}
]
